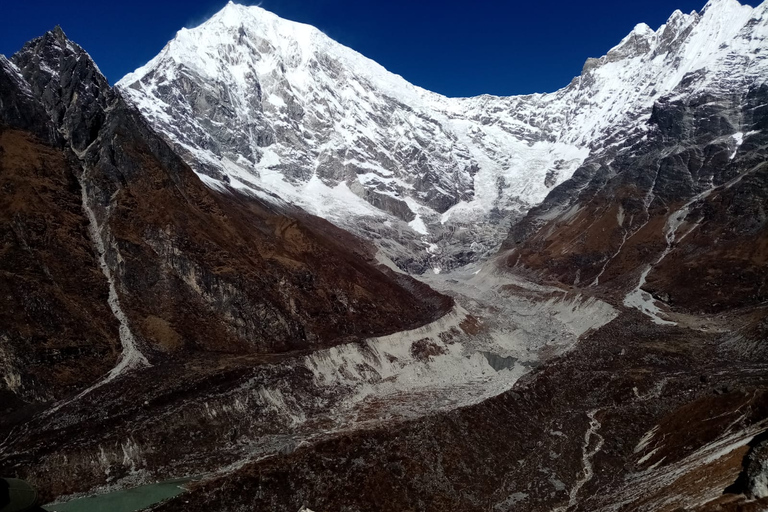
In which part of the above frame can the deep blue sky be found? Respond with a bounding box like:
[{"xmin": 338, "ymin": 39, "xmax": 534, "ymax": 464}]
[{"xmin": 0, "ymin": 0, "xmax": 761, "ymax": 97}]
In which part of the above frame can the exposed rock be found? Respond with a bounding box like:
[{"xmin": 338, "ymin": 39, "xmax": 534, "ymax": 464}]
[
  {"xmin": 1, "ymin": 2, "xmax": 767, "ymax": 511},
  {"xmin": 746, "ymin": 438, "xmax": 768, "ymax": 499},
  {"xmin": 0, "ymin": 56, "xmax": 120, "ymax": 409},
  {"xmin": 11, "ymin": 26, "xmax": 112, "ymax": 152}
]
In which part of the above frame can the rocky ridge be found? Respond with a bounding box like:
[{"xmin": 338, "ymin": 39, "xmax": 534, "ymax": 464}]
[{"xmin": 502, "ymin": 8, "xmax": 768, "ymax": 319}]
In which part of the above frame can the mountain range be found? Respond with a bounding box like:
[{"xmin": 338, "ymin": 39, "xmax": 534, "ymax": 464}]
[
  {"xmin": 118, "ymin": 0, "xmax": 767, "ymax": 274},
  {"xmin": 0, "ymin": 1, "xmax": 767, "ymax": 511}
]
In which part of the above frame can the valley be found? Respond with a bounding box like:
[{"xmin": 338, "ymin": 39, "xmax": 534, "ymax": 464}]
[{"xmin": 0, "ymin": 0, "xmax": 766, "ymax": 510}]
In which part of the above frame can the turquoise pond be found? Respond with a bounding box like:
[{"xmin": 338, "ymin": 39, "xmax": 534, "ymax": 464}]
[{"xmin": 44, "ymin": 478, "xmax": 191, "ymax": 512}]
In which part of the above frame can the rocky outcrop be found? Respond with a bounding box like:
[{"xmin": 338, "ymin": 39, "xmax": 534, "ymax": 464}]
[
  {"xmin": 0, "ymin": 56, "xmax": 58, "ymax": 143},
  {"xmin": 745, "ymin": 437, "xmax": 768, "ymax": 499},
  {"xmin": 12, "ymin": 26, "xmax": 112, "ymax": 152}
]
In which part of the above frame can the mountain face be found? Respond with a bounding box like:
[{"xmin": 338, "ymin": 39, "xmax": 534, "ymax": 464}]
[
  {"xmin": 1, "ymin": 1, "xmax": 768, "ymax": 511},
  {"xmin": 0, "ymin": 23, "xmax": 451, "ymax": 454},
  {"xmin": 504, "ymin": 84, "xmax": 768, "ymax": 317},
  {"xmin": 0, "ymin": 53, "xmax": 120, "ymax": 412},
  {"xmin": 154, "ymin": 316, "xmax": 768, "ymax": 512},
  {"xmin": 497, "ymin": 0, "xmax": 768, "ymax": 325},
  {"xmin": 117, "ymin": 0, "xmax": 767, "ymax": 273},
  {"xmin": 1, "ymin": 22, "xmax": 562, "ymax": 507}
]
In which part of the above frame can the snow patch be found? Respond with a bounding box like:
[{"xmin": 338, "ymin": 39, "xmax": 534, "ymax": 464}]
[
  {"xmin": 408, "ymin": 215, "xmax": 428, "ymax": 235},
  {"xmin": 635, "ymin": 425, "xmax": 660, "ymax": 454},
  {"xmin": 730, "ymin": 132, "xmax": 744, "ymax": 160}
]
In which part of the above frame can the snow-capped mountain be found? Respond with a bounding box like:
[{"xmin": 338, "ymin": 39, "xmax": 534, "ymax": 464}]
[
  {"xmin": 4, "ymin": 3, "xmax": 768, "ymax": 510},
  {"xmin": 117, "ymin": 0, "xmax": 767, "ymax": 272}
]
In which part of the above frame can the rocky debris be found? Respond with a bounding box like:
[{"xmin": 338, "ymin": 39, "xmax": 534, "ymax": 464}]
[
  {"xmin": 0, "ymin": 272, "xmax": 606, "ymax": 503},
  {"xmin": 149, "ymin": 309, "xmax": 768, "ymax": 512},
  {"xmin": 1, "ymin": 2, "xmax": 767, "ymax": 511}
]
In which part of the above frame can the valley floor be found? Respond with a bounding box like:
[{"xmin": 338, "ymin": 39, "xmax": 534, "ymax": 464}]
[{"xmin": 3, "ymin": 261, "xmax": 767, "ymax": 512}]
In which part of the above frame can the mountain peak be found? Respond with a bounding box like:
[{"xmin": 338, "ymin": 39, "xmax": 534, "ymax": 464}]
[
  {"xmin": 11, "ymin": 26, "xmax": 112, "ymax": 150},
  {"xmin": 212, "ymin": 0, "xmax": 249, "ymax": 22},
  {"xmin": 50, "ymin": 25, "xmax": 67, "ymax": 41},
  {"xmin": 117, "ymin": 0, "xmax": 768, "ymax": 270},
  {"xmin": 17, "ymin": 24, "xmax": 97, "ymax": 74},
  {"xmin": 631, "ymin": 22, "xmax": 654, "ymax": 36},
  {"xmin": 701, "ymin": 0, "xmax": 751, "ymax": 15},
  {"xmin": 204, "ymin": 1, "xmax": 298, "ymax": 31}
]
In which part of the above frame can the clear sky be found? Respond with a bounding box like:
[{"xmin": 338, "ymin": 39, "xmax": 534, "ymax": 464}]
[{"xmin": 0, "ymin": 0, "xmax": 761, "ymax": 97}]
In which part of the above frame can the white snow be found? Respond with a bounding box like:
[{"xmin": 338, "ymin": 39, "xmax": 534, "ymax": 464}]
[
  {"xmin": 635, "ymin": 425, "xmax": 660, "ymax": 454},
  {"xmin": 730, "ymin": 132, "xmax": 744, "ymax": 159},
  {"xmin": 623, "ymin": 267, "xmax": 677, "ymax": 326},
  {"xmin": 408, "ymin": 215, "xmax": 428, "ymax": 235},
  {"xmin": 637, "ymin": 447, "xmax": 662, "ymax": 465},
  {"xmin": 115, "ymin": 0, "xmax": 767, "ymax": 265}
]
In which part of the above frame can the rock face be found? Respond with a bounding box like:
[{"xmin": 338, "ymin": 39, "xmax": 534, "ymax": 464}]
[
  {"xmin": 117, "ymin": 0, "xmax": 767, "ymax": 272},
  {"xmin": 12, "ymin": 26, "xmax": 113, "ymax": 152},
  {"xmin": 0, "ymin": 55, "xmax": 119, "ymax": 413}
]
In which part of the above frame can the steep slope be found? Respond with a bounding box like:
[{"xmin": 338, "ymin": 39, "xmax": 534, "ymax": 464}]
[
  {"xmin": 118, "ymin": 0, "xmax": 768, "ymax": 272},
  {"xmin": 1, "ymin": 29, "xmax": 621, "ymax": 503},
  {"xmin": 105, "ymin": 2, "xmax": 768, "ymax": 510},
  {"xmin": 504, "ymin": 85, "xmax": 768, "ymax": 317},
  {"xmin": 8, "ymin": 26, "xmax": 451, "ymax": 361},
  {"xmin": 2, "ymin": 1, "xmax": 767, "ymax": 510},
  {"xmin": 0, "ymin": 55, "xmax": 121, "ymax": 414},
  {"xmin": 0, "ymin": 27, "xmax": 453, "ymax": 493}
]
